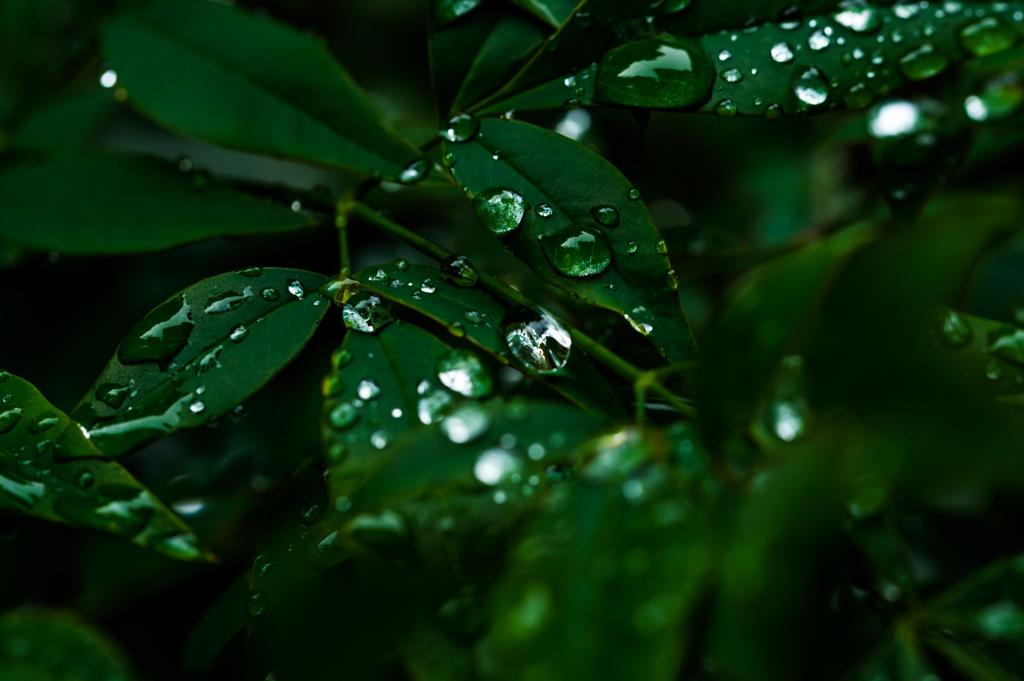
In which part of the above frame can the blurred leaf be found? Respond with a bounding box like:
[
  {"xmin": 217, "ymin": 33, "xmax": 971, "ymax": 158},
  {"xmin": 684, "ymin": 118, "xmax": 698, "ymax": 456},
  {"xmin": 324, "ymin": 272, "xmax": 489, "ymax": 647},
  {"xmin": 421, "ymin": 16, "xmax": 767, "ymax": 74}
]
[
  {"xmin": 852, "ymin": 627, "xmax": 942, "ymax": 681},
  {"xmin": 482, "ymin": 470, "xmax": 712, "ymax": 681},
  {"xmin": 0, "ymin": 153, "xmax": 317, "ymax": 255},
  {"xmin": 70, "ymin": 268, "xmax": 329, "ymax": 458},
  {"xmin": 507, "ymin": 0, "xmax": 577, "ymax": 27},
  {"xmin": 355, "ymin": 261, "xmax": 626, "ymax": 418},
  {"xmin": 0, "ymin": 371, "xmax": 210, "ymax": 561},
  {"xmin": 182, "ymin": 575, "xmax": 248, "ymax": 675},
  {"xmin": 444, "ymin": 118, "xmax": 700, "ymax": 364},
  {"xmin": 9, "ymin": 90, "xmax": 118, "ymax": 151},
  {"xmin": 0, "ymin": 609, "xmax": 136, "ymax": 681},
  {"xmin": 102, "ymin": 0, "xmax": 423, "ymax": 181}
]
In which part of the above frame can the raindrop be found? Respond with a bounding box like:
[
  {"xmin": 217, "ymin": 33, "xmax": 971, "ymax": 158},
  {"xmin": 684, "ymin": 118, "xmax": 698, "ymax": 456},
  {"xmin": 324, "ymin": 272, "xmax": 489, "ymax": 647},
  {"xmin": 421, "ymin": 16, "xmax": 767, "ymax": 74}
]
[
  {"xmin": 398, "ymin": 158, "xmax": 430, "ymax": 185},
  {"xmin": 420, "ymin": 279, "xmax": 437, "ymax": 294},
  {"xmin": 443, "ymin": 152, "xmax": 456, "ymax": 168},
  {"xmin": 937, "ymin": 309, "xmax": 972, "ymax": 349},
  {"xmin": 0, "ymin": 408, "xmax": 23, "ymax": 433},
  {"xmin": 808, "ymin": 29, "xmax": 831, "ymax": 50},
  {"xmin": 329, "ymin": 403, "xmax": 359, "ymax": 430},
  {"xmin": 792, "ymin": 67, "xmax": 830, "ymax": 105},
  {"xmin": 117, "ymin": 294, "xmax": 195, "ymax": 369},
  {"xmin": 591, "ymin": 205, "xmax": 620, "ymax": 227},
  {"xmin": 899, "ymin": 43, "xmax": 949, "ymax": 81},
  {"xmin": 437, "ymin": 349, "xmax": 494, "ymax": 398},
  {"xmin": 960, "ymin": 16, "xmax": 1018, "ymax": 57},
  {"xmin": 626, "ymin": 241, "xmax": 638, "ymax": 254},
  {"xmin": 229, "ymin": 325, "xmax": 249, "ymax": 343},
  {"xmin": 771, "ymin": 41, "xmax": 795, "ymax": 62},
  {"xmin": 844, "ymin": 82, "xmax": 873, "ymax": 108},
  {"xmin": 541, "ymin": 225, "xmax": 612, "ymax": 278},
  {"xmin": 440, "ymin": 255, "xmax": 479, "ymax": 288},
  {"xmin": 440, "ymin": 114, "xmax": 480, "ymax": 143},
  {"xmin": 357, "ymin": 379, "xmax": 381, "ymax": 400},
  {"xmin": 246, "ymin": 591, "xmax": 268, "ymax": 617},
  {"xmin": 473, "ymin": 187, "xmax": 526, "ymax": 235},
  {"xmin": 536, "ymin": 203, "xmax": 554, "ymax": 217},
  {"xmin": 96, "ymin": 383, "xmax": 131, "ymax": 409},
  {"xmin": 189, "ymin": 401, "xmax": 205, "ymax": 414},
  {"xmin": 501, "ymin": 306, "xmax": 572, "ymax": 374},
  {"xmin": 628, "ymin": 188, "xmax": 641, "ymax": 201},
  {"xmin": 723, "ymin": 68, "xmax": 744, "ymax": 83},
  {"xmin": 715, "ymin": 99, "xmax": 737, "ymax": 116},
  {"xmin": 771, "ymin": 398, "xmax": 809, "ymax": 441},
  {"xmin": 474, "ymin": 449, "xmax": 521, "ymax": 485},
  {"xmin": 261, "ymin": 287, "xmax": 279, "ymax": 301},
  {"xmin": 595, "ymin": 36, "xmax": 714, "ymax": 108},
  {"xmin": 342, "ymin": 293, "xmax": 396, "ymax": 333},
  {"xmin": 417, "ymin": 389, "xmax": 453, "ymax": 424},
  {"xmin": 834, "ymin": 6, "xmax": 881, "ymax": 32},
  {"xmin": 440, "ymin": 402, "xmax": 494, "ymax": 444},
  {"xmin": 719, "ymin": 49, "xmax": 732, "ymax": 61},
  {"xmin": 288, "ymin": 280, "xmax": 305, "ymax": 298}
]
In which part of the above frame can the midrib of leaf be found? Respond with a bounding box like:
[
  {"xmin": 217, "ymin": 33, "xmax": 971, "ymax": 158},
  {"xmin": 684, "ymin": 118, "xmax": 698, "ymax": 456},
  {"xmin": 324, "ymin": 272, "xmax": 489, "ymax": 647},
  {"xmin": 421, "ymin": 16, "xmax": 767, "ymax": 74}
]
[{"xmin": 115, "ymin": 15, "xmax": 415, "ymax": 172}]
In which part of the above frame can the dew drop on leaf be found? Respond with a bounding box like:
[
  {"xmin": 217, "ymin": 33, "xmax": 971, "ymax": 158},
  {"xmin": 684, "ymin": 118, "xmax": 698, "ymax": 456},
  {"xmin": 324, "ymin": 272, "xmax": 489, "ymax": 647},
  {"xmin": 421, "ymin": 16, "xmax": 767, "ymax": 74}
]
[
  {"xmin": 229, "ymin": 325, "xmax": 249, "ymax": 343},
  {"xmin": 288, "ymin": 280, "xmax": 305, "ymax": 298},
  {"xmin": 0, "ymin": 408, "xmax": 23, "ymax": 434},
  {"xmin": 398, "ymin": 158, "xmax": 430, "ymax": 185},
  {"xmin": 329, "ymin": 403, "xmax": 359, "ymax": 430},
  {"xmin": 715, "ymin": 99, "xmax": 737, "ymax": 116},
  {"xmin": 473, "ymin": 187, "xmax": 526, "ymax": 235},
  {"xmin": 437, "ymin": 349, "xmax": 494, "ymax": 398},
  {"xmin": 937, "ymin": 308, "xmax": 972, "ymax": 349},
  {"xmin": 834, "ymin": 6, "xmax": 881, "ymax": 33},
  {"xmin": 246, "ymin": 591, "xmax": 268, "ymax": 617},
  {"xmin": 440, "ymin": 255, "xmax": 479, "ymax": 287},
  {"xmin": 899, "ymin": 44, "xmax": 949, "ymax": 81},
  {"xmin": 595, "ymin": 36, "xmax": 714, "ymax": 109},
  {"xmin": 501, "ymin": 306, "xmax": 572, "ymax": 374},
  {"xmin": 792, "ymin": 67, "xmax": 830, "ymax": 106},
  {"xmin": 541, "ymin": 225, "xmax": 612, "ymax": 278},
  {"xmin": 474, "ymin": 448, "xmax": 521, "ymax": 485},
  {"xmin": 440, "ymin": 113, "xmax": 480, "ymax": 143},
  {"xmin": 960, "ymin": 16, "xmax": 1018, "ymax": 57},
  {"xmin": 261, "ymin": 287, "xmax": 279, "ymax": 301},
  {"xmin": 771, "ymin": 42, "xmax": 795, "ymax": 63},
  {"xmin": 590, "ymin": 205, "xmax": 620, "ymax": 227},
  {"xmin": 357, "ymin": 378, "xmax": 381, "ymax": 400},
  {"xmin": 118, "ymin": 294, "xmax": 195, "ymax": 369},
  {"xmin": 342, "ymin": 293, "xmax": 395, "ymax": 333},
  {"xmin": 418, "ymin": 388, "xmax": 453, "ymax": 424},
  {"xmin": 536, "ymin": 203, "xmax": 554, "ymax": 218},
  {"xmin": 439, "ymin": 402, "xmax": 493, "ymax": 444}
]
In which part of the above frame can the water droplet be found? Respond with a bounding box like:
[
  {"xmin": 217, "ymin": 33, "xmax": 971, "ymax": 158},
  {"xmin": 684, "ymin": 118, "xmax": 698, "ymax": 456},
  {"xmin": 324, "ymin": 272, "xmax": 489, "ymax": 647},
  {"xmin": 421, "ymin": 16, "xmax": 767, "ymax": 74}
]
[
  {"xmin": 78, "ymin": 472, "xmax": 94, "ymax": 488},
  {"xmin": 835, "ymin": 6, "xmax": 881, "ymax": 32},
  {"xmin": 100, "ymin": 69, "xmax": 117, "ymax": 88},
  {"xmin": 502, "ymin": 306, "xmax": 571, "ymax": 374},
  {"xmin": 288, "ymin": 280, "xmax": 305, "ymax": 298},
  {"xmin": 443, "ymin": 152, "xmax": 456, "ymax": 167},
  {"xmin": 463, "ymin": 309, "xmax": 489, "ymax": 325},
  {"xmin": 899, "ymin": 43, "xmax": 949, "ymax": 81},
  {"xmin": 420, "ymin": 278, "xmax": 436, "ymax": 294},
  {"xmin": 229, "ymin": 325, "xmax": 249, "ymax": 343},
  {"xmin": 417, "ymin": 388, "xmax": 453, "ymax": 424},
  {"xmin": 398, "ymin": 158, "xmax": 429, "ymax": 185},
  {"xmin": 960, "ymin": 16, "xmax": 1018, "ymax": 57},
  {"xmin": 792, "ymin": 67, "xmax": 830, "ymax": 105},
  {"xmin": 437, "ymin": 349, "xmax": 494, "ymax": 398},
  {"xmin": 722, "ymin": 68, "xmax": 744, "ymax": 83},
  {"xmin": 536, "ymin": 203, "xmax": 554, "ymax": 218},
  {"xmin": 260, "ymin": 287, "xmax": 280, "ymax": 301},
  {"xmin": 440, "ymin": 256, "xmax": 479, "ymax": 288},
  {"xmin": 332, "ymin": 348, "xmax": 353, "ymax": 371},
  {"xmin": 628, "ymin": 188, "xmax": 641, "ymax": 201},
  {"xmin": 595, "ymin": 36, "xmax": 715, "ymax": 108},
  {"xmin": 96, "ymin": 383, "xmax": 131, "ymax": 409},
  {"xmin": 448, "ymin": 321, "xmax": 466, "ymax": 338},
  {"xmin": 246, "ymin": 591, "xmax": 268, "ymax": 617},
  {"xmin": 189, "ymin": 401, "xmax": 205, "ymax": 414},
  {"xmin": 937, "ymin": 309, "xmax": 972, "ymax": 348},
  {"xmin": 542, "ymin": 225, "xmax": 612, "ymax": 278},
  {"xmin": 590, "ymin": 205, "xmax": 620, "ymax": 227},
  {"xmin": 440, "ymin": 402, "xmax": 493, "ymax": 444},
  {"xmin": 474, "ymin": 187, "xmax": 526, "ymax": 235},
  {"xmin": 624, "ymin": 306, "xmax": 655, "ymax": 335},
  {"xmin": 118, "ymin": 294, "xmax": 195, "ymax": 369},
  {"xmin": 474, "ymin": 449, "xmax": 521, "ymax": 485},
  {"xmin": 440, "ymin": 114, "xmax": 480, "ymax": 143},
  {"xmin": 655, "ymin": 240, "xmax": 668, "ymax": 254},
  {"xmin": 764, "ymin": 103, "xmax": 783, "ymax": 119},
  {"xmin": 771, "ymin": 398, "xmax": 809, "ymax": 441},
  {"xmin": 329, "ymin": 403, "xmax": 359, "ymax": 429},
  {"xmin": 719, "ymin": 49, "xmax": 732, "ymax": 61},
  {"xmin": 357, "ymin": 378, "xmax": 381, "ymax": 400},
  {"xmin": 204, "ymin": 287, "xmax": 253, "ymax": 315},
  {"xmin": 808, "ymin": 29, "xmax": 831, "ymax": 50},
  {"xmin": 342, "ymin": 293, "xmax": 396, "ymax": 333},
  {"xmin": 893, "ymin": 2, "xmax": 920, "ymax": 19},
  {"xmin": 0, "ymin": 408, "xmax": 23, "ymax": 433},
  {"xmin": 771, "ymin": 41, "xmax": 795, "ymax": 63},
  {"xmin": 986, "ymin": 358, "xmax": 1004, "ymax": 380},
  {"xmin": 844, "ymin": 82, "xmax": 872, "ymax": 108},
  {"xmin": 237, "ymin": 267, "xmax": 263, "ymax": 277},
  {"xmin": 626, "ymin": 241, "xmax": 638, "ymax": 254},
  {"xmin": 715, "ymin": 99, "xmax": 737, "ymax": 116}
]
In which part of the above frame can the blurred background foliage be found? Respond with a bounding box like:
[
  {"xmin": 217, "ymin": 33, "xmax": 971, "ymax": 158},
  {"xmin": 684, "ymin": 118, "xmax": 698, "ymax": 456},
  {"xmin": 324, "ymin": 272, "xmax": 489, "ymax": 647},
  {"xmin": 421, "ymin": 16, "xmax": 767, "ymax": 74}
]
[{"xmin": 4, "ymin": 0, "xmax": 1024, "ymax": 680}]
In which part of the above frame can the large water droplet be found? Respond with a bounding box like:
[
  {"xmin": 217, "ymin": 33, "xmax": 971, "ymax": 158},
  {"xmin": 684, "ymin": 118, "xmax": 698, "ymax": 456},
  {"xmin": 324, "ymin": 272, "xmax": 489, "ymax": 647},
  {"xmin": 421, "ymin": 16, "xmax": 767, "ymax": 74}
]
[
  {"xmin": 937, "ymin": 309, "xmax": 972, "ymax": 349},
  {"xmin": 418, "ymin": 388, "xmax": 453, "ymax": 424},
  {"xmin": 436, "ymin": 349, "xmax": 494, "ymax": 398},
  {"xmin": 964, "ymin": 73, "xmax": 1024, "ymax": 122},
  {"xmin": 595, "ymin": 36, "xmax": 714, "ymax": 109},
  {"xmin": 118, "ymin": 294, "xmax": 195, "ymax": 369},
  {"xmin": 792, "ymin": 67, "xmax": 830, "ymax": 105},
  {"xmin": 342, "ymin": 293, "xmax": 395, "ymax": 333},
  {"xmin": 960, "ymin": 16, "xmax": 1018, "ymax": 57},
  {"xmin": 440, "ymin": 114, "xmax": 480, "ymax": 143},
  {"xmin": 771, "ymin": 41, "xmax": 795, "ymax": 63},
  {"xmin": 590, "ymin": 205, "xmax": 620, "ymax": 227},
  {"xmin": 502, "ymin": 306, "xmax": 572, "ymax": 374},
  {"xmin": 329, "ymin": 403, "xmax": 359, "ymax": 430},
  {"xmin": 204, "ymin": 287, "xmax": 253, "ymax": 315},
  {"xmin": 0, "ymin": 408, "xmax": 23, "ymax": 434},
  {"xmin": 96, "ymin": 383, "xmax": 130, "ymax": 409},
  {"xmin": 834, "ymin": 6, "xmax": 881, "ymax": 33},
  {"xmin": 808, "ymin": 29, "xmax": 831, "ymax": 50},
  {"xmin": 899, "ymin": 44, "xmax": 949, "ymax": 81},
  {"xmin": 440, "ymin": 402, "xmax": 493, "ymax": 444},
  {"xmin": 398, "ymin": 158, "xmax": 430, "ymax": 185},
  {"xmin": 541, "ymin": 225, "xmax": 612, "ymax": 278},
  {"xmin": 440, "ymin": 256, "xmax": 479, "ymax": 288},
  {"xmin": 473, "ymin": 187, "xmax": 526, "ymax": 235},
  {"xmin": 474, "ymin": 449, "xmax": 521, "ymax": 485}
]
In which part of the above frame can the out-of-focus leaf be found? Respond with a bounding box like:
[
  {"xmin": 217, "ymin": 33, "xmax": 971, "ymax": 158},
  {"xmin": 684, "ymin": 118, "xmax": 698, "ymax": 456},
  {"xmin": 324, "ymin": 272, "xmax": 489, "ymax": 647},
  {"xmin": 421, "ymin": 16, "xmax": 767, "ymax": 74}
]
[
  {"xmin": 508, "ymin": 0, "xmax": 577, "ymax": 26},
  {"xmin": 851, "ymin": 627, "xmax": 941, "ymax": 681},
  {"xmin": 430, "ymin": 2, "xmax": 546, "ymax": 115},
  {"xmin": 182, "ymin": 575, "xmax": 248, "ymax": 674},
  {"xmin": 0, "ymin": 609, "xmax": 136, "ymax": 681},
  {"xmin": 482, "ymin": 469, "xmax": 712, "ymax": 681},
  {"xmin": 355, "ymin": 261, "xmax": 626, "ymax": 418},
  {"xmin": 69, "ymin": 268, "xmax": 329, "ymax": 458},
  {"xmin": 9, "ymin": 90, "xmax": 118, "ymax": 151},
  {"xmin": 102, "ymin": 0, "xmax": 423, "ymax": 181},
  {"xmin": 0, "ymin": 154, "xmax": 317, "ymax": 255},
  {"xmin": 0, "ymin": 371, "xmax": 210, "ymax": 561},
  {"xmin": 444, "ymin": 118, "xmax": 700, "ymax": 364}
]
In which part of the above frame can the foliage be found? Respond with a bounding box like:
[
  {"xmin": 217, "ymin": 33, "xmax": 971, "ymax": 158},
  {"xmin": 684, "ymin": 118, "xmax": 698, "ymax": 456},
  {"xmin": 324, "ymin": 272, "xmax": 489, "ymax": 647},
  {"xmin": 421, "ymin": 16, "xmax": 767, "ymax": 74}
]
[{"xmin": 3, "ymin": 0, "xmax": 1024, "ymax": 679}]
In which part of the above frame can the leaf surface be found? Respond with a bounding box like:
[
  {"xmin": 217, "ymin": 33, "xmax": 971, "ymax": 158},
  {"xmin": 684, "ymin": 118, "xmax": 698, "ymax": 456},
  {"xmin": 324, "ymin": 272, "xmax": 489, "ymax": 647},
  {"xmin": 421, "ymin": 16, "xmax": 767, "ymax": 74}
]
[
  {"xmin": 0, "ymin": 154, "xmax": 316, "ymax": 255},
  {"xmin": 102, "ymin": 0, "xmax": 422, "ymax": 180},
  {"xmin": 444, "ymin": 118, "xmax": 700, "ymax": 364},
  {"xmin": 70, "ymin": 268, "xmax": 329, "ymax": 458},
  {"xmin": 0, "ymin": 371, "xmax": 209, "ymax": 561}
]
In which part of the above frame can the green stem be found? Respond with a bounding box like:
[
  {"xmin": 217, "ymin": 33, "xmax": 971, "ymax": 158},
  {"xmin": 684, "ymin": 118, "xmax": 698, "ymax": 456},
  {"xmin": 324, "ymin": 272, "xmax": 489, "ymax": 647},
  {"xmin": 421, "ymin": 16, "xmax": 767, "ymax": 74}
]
[{"xmin": 349, "ymin": 202, "xmax": 697, "ymax": 418}]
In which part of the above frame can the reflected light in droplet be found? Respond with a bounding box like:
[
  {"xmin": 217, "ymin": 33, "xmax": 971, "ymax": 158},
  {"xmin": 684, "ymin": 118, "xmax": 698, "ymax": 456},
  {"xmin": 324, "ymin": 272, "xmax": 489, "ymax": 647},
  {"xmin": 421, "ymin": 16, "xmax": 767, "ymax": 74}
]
[
  {"xmin": 964, "ymin": 95, "xmax": 989, "ymax": 121},
  {"xmin": 100, "ymin": 70, "xmax": 118, "ymax": 88},
  {"xmin": 555, "ymin": 109, "xmax": 592, "ymax": 140},
  {"xmin": 868, "ymin": 101, "xmax": 921, "ymax": 137},
  {"xmin": 172, "ymin": 498, "xmax": 205, "ymax": 516}
]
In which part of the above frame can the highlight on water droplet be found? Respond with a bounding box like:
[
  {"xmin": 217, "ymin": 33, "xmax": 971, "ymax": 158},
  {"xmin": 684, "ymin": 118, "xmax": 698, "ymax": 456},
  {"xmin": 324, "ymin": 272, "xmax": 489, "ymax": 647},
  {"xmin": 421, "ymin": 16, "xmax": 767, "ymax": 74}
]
[
  {"xmin": 595, "ymin": 35, "xmax": 714, "ymax": 109},
  {"xmin": 590, "ymin": 205, "xmax": 620, "ymax": 227},
  {"xmin": 792, "ymin": 66, "xmax": 830, "ymax": 106},
  {"xmin": 899, "ymin": 43, "xmax": 949, "ymax": 81},
  {"xmin": 440, "ymin": 256, "xmax": 479, "ymax": 288},
  {"xmin": 436, "ymin": 349, "xmax": 494, "ymax": 398},
  {"xmin": 771, "ymin": 42, "xmax": 795, "ymax": 63},
  {"xmin": 440, "ymin": 402, "xmax": 494, "ymax": 444},
  {"xmin": 440, "ymin": 114, "xmax": 480, "ymax": 143},
  {"xmin": 342, "ymin": 293, "xmax": 396, "ymax": 334},
  {"xmin": 398, "ymin": 158, "xmax": 430, "ymax": 185}
]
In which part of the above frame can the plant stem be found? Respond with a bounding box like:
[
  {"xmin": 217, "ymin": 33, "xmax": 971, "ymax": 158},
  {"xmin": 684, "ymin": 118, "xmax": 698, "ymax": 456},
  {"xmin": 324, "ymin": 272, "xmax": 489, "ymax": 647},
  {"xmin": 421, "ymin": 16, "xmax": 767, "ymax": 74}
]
[{"xmin": 349, "ymin": 202, "xmax": 698, "ymax": 418}]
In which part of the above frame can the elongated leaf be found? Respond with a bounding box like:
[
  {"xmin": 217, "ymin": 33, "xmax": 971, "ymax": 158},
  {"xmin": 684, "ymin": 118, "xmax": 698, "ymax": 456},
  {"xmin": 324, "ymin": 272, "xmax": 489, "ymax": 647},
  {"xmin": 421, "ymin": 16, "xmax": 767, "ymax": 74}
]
[
  {"xmin": 355, "ymin": 261, "xmax": 626, "ymax": 418},
  {"xmin": 851, "ymin": 628, "xmax": 942, "ymax": 681},
  {"xmin": 70, "ymin": 268, "xmax": 329, "ymax": 458},
  {"xmin": 444, "ymin": 118, "xmax": 700, "ymax": 364},
  {"xmin": 102, "ymin": 0, "xmax": 423, "ymax": 181},
  {"xmin": 0, "ymin": 371, "xmax": 210, "ymax": 561},
  {"xmin": 932, "ymin": 310, "xmax": 1024, "ymax": 402},
  {"xmin": 0, "ymin": 609, "xmax": 137, "ymax": 681},
  {"xmin": 475, "ymin": 0, "xmax": 1024, "ymax": 117},
  {"xmin": 431, "ymin": 2, "xmax": 547, "ymax": 115},
  {"xmin": 183, "ymin": 576, "xmax": 248, "ymax": 674},
  {"xmin": 0, "ymin": 154, "xmax": 317, "ymax": 255},
  {"xmin": 9, "ymin": 89, "xmax": 118, "ymax": 151},
  {"xmin": 483, "ymin": 473, "xmax": 712, "ymax": 681},
  {"xmin": 508, "ymin": 0, "xmax": 577, "ymax": 27}
]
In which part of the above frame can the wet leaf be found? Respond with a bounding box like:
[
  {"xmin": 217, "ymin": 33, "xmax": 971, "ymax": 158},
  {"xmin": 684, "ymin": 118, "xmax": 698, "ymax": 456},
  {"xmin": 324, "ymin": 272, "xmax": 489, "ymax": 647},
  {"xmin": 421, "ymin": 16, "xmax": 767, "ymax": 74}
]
[
  {"xmin": 354, "ymin": 261, "xmax": 626, "ymax": 419},
  {"xmin": 0, "ymin": 609, "xmax": 137, "ymax": 681},
  {"xmin": 0, "ymin": 154, "xmax": 316, "ymax": 255},
  {"xmin": 508, "ymin": 0, "xmax": 578, "ymax": 27},
  {"xmin": 69, "ymin": 268, "xmax": 329, "ymax": 458},
  {"xmin": 182, "ymin": 576, "xmax": 248, "ymax": 674},
  {"xmin": 483, "ymin": 472, "xmax": 712, "ymax": 681},
  {"xmin": 0, "ymin": 371, "xmax": 210, "ymax": 562},
  {"xmin": 443, "ymin": 118, "xmax": 700, "ymax": 364},
  {"xmin": 9, "ymin": 89, "xmax": 118, "ymax": 151},
  {"xmin": 102, "ymin": 0, "xmax": 423, "ymax": 181}
]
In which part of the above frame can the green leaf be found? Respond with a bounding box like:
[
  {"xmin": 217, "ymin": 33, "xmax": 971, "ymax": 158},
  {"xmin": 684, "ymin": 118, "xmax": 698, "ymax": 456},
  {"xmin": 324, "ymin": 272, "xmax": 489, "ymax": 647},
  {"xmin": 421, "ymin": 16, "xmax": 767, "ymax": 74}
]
[
  {"xmin": 508, "ymin": 0, "xmax": 578, "ymax": 27},
  {"xmin": 483, "ymin": 472, "xmax": 712, "ymax": 681},
  {"xmin": 851, "ymin": 628, "xmax": 942, "ymax": 681},
  {"xmin": 474, "ymin": 1, "xmax": 1024, "ymax": 117},
  {"xmin": 354, "ymin": 261, "xmax": 626, "ymax": 419},
  {"xmin": 0, "ymin": 153, "xmax": 317, "ymax": 255},
  {"xmin": 430, "ymin": 3, "xmax": 547, "ymax": 115},
  {"xmin": 102, "ymin": 0, "xmax": 423, "ymax": 181},
  {"xmin": 0, "ymin": 371, "xmax": 210, "ymax": 562},
  {"xmin": 69, "ymin": 268, "xmax": 329, "ymax": 458},
  {"xmin": 443, "ymin": 118, "xmax": 700, "ymax": 364},
  {"xmin": 182, "ymin": 576, "xmax": 248, "ymax": 675},
  {"xmin": 9, "ymin": 89, "xmax": 118, "ymax": 151},
  {"xmin": 0, "ymin": 609, "xmax": 136, "ymax": 681}
]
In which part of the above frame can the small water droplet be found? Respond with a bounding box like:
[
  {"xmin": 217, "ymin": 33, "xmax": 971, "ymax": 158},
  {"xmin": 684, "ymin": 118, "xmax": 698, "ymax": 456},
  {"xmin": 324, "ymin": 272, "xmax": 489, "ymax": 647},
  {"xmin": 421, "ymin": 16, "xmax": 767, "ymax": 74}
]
[
  {"xmin": 536, "ymin": 203, "xmax": 554, "ymax": 218},
  {"xmin": 899, "ymin": 43, "xmax": 949, "ymax": 81},
  {"xmin": 246, "ymin": 591, "xmax": 268, "ymax": 617},
  {"xmin": 835, "ymin": 6, "xmax": 881, "ymax": 33},
  {"xmin": 440, "ymin": 256, "xmax": 479, "ymax": 288},
  {"xmin": 985, "ymin": 358, "xmax": 1004, "ymax": 381},
  {"xmin": 590, "ymin": 205, "xmax": 620, "ymax": 227},
  {"xmin": 474, "ymin": 187, "xmax": 526, "ymax": 235},
  {"xmin": 329, "ymin": 403, "xmax": 359, "ymax": 430},
  {"xmin": 722, "ymin": 68, "xmax": 744, "ymax": 83},
  {"xmin": 420, "ymin": 278, "xmax": 437, "ymax": 294},
  {"xmin": 437, "ymin": 349, "xmax": 494, "ymax": 398},
  {"xmin": 440, "ymin": 114, "xmax": 480, "ymax": 143},
  {"xmin": 808, "ymin": 29, "xmax": 831, "ymax": 50},
  {"xmin": 398, "ymin": 158, "xmax": 430, "ymax": 185},
  {"xmin": 771, "ymin": 41, "xmax": 795, "ymax": 62},
  {"xmin": 474, "ymin": 448, "xmax": 521, "ymax": 485},
  {"xmin": 189, "ymin": 400, "xmax": 205, "ymax": 414},
  {"xmin": 792, "ymin": 66, "xmax": 830, "ymax": 105},
  {"xmin": 288, "ymin": 280, "xmax": 305, "ymax": 298},
  {"xmin": 715, "ymin": 99, "xmax": 737, "ymax": 116}
]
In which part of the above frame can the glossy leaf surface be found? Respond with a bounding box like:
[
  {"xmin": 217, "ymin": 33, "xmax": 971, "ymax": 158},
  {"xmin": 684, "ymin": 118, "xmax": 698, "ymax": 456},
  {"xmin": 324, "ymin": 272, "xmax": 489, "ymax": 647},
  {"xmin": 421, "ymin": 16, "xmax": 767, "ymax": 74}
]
[
  {"xmin": 0, "ymin": 371, "xmax": 209, "ymax": 561},
  {"xmin": 9, "ymin": 90, "xmax": 117, "ymax": 151},
  {"xmin": 355, "ymin": 261, "xmax": 626, "ymax": 418},
  {"xmin": 0, "ymin": 154, "xmax": 316, "ymax": 255},
  {"xmin": 102, "ymin": 0, "xmax": 422, "ymax": 180},
  {"xmin": 71, "ymin": 268, "xmax": 329, "ymax": 458},
  {"xmin": 443, "ymin": 118, "xmax": 700, "ymax": 364}
]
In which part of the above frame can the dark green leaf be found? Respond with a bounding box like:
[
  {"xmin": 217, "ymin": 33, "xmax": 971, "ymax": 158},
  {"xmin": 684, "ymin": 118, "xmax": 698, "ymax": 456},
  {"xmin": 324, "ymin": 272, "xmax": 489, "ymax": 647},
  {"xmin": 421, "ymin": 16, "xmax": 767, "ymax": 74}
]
[
  {"xmin": 508, "ymin": 0, "xmax": 578, "ymax": 27},
  {"xmin": 182, "ymin": 576, "xmax": 248, "ymax": 675},
  {"xmin": 483, "ymin": 471, "xmax": 712, "ymax": 681},
  {"xmin": 355, "ymin": 261, "xmax": 626, "ymax": 419},
  {"xmin": 0, "ymin": 609, "xmax": 136, "ymax": 681},
  {"xmin": 9, "ymin": 89, "xmax": 118, "ymax": 151},
  {"xmin": 444, "ymin": 118, "xmax": 700, "ymax": 364},
  {"xmin": 70, "ymin": 268, "xmax": 329, "ymax": 458},
  {"xmin": 0, "ymin": 153, "xmax": 317, "ymax": 255},
  {"xmin": 0, "ymin": 371, "xmax": 210, "ymax": 561},
  {"xmin": 102, "ymin": 0, "xmax": 422, "ymax": 181},
  {"xmin": 851, "ymin": 629, "xmax": 941, "ymax": 681}
]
